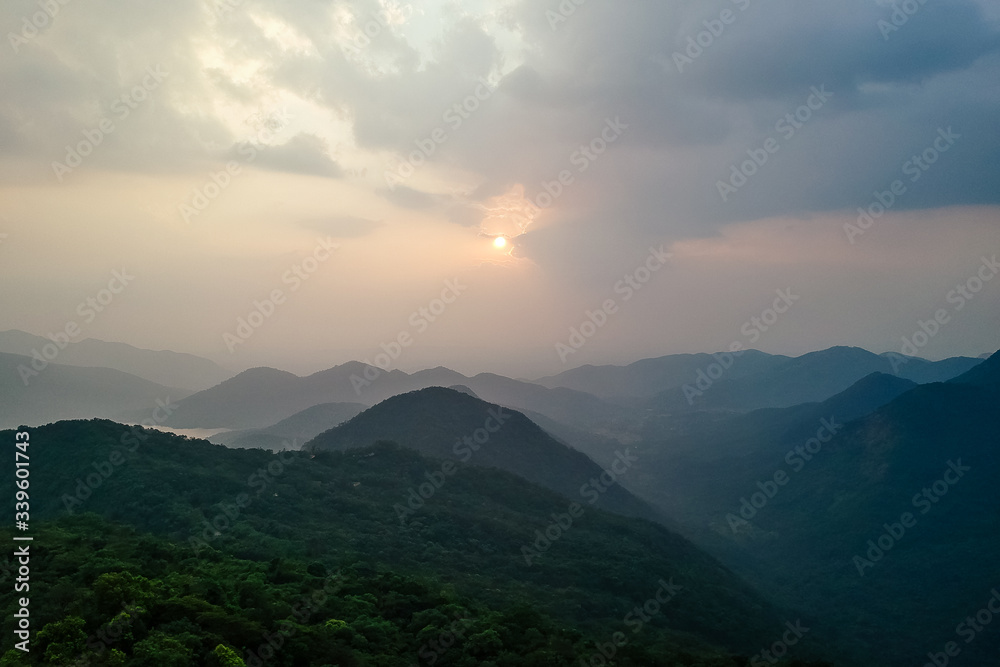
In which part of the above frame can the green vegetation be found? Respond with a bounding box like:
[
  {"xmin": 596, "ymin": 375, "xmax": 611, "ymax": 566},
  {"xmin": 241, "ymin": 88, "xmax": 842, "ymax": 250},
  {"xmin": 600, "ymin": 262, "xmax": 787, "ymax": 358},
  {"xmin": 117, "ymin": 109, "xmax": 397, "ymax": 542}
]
[{"xmin": 0, "ymin": 419, "xmax": 835, "ymax": 665}]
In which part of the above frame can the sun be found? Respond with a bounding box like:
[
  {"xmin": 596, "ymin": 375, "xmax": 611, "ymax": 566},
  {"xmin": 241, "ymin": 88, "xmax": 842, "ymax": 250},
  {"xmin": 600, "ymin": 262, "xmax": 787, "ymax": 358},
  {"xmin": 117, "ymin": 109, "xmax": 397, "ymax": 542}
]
[{"xmin": 493, "ymin": 236, "xmax": 508, "ymax": 249}]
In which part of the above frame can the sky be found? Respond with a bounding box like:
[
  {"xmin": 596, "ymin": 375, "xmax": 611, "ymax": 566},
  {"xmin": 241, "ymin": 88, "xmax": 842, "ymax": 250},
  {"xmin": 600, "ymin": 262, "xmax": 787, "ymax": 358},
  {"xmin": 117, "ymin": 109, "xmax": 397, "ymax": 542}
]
[{"xmin": 1, "ymin": 0, "xmax": 999, "ymax": 378}]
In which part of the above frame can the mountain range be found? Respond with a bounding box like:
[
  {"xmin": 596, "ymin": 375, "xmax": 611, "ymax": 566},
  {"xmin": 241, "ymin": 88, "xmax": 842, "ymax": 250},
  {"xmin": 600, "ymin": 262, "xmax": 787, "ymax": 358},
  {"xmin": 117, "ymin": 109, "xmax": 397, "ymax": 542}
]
[
  {"xmin": 622, "ymin": 351, "xmax": 1000, "ymax": 665},
  {"xmin": 0, "ymin": 329, "xmax": 231, "ymax": 391},
  {"xmin": 2, "ymin": 330, "xmax": 996, "ymax": 665}
]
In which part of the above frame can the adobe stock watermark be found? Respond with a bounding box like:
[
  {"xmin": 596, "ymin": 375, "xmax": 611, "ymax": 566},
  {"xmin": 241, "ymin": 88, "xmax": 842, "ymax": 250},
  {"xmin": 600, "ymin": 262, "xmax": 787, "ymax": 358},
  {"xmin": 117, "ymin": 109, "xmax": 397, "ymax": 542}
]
[
  {"xmin": 68, "ymin": 600, "xmax": 142, "ymax": 667},
  {"xmin": 546, "ymin": 0, "xmax": 591, "ymax": 31},
  {"xmin": 180, "ymin": 106, "xmax": 293, "ymax": 223},
  {"xmin": 60, "ymin": 397, "xmax": 178, "ymax": 513},
  {"xmin": 350, "ymin": 278, "xmax": 468, "ymax": 394},
  {"xmin": 208, "ymin": 0, "xmax": 247, "ymax": 18},
  {"xmin": 521, "ymin": 449, "xmax": 638, "ymax": 565},
  {"xmin": 223, "ymin": 237, "xmax": 339, "ymax": 353},
  {"xmin": 393, "ymin": 407, "xmax": 511, "ymax": 525},
  {"xmin": 886, "ymin": 254, "xmax": 998, "ymax": 373},
  {"xmin": 878, "ymin": 0, "xmax": 930, "ymax": 41},
  {"xmin": 384, "ymin": 79, "xmax": 497, "ymax": 190},
  {"xmin": 919, "ymin": 587, "xmax": 1000, "ymax": 667},
  {"xmin": 844, "ymin": 127, "xmax": 960, "ymax": 244},
  {"xmin": 749, "ymin": 620, "xmax": 811, "ymax": 666},
  {"xmin": 17, "ymin": 268, "xmax": 136, "ymax": 386},
  {"xmin": 726, "ymin": 417, "xmax": 842, "ymax": 534},
  {"xmin": 530, "ymin": 116, "xmax": 628, "ymax": 212},
  {"xmin": 580, "ymin": 578, "xmax": 683, "ymax": 667},
  {"xmin": 717, "ymin": 85, "xmax": 833, "ymax": 202},
  {"xmin": 683, "ymin": 288, "xmax": 800, "ymax": 405},
  {"xmin": 555, "ymin": 244, "xmax": 671, "ymax": 363},
  {"xmin": 672, "ymin": 0, "xmax": 753, "ymax": 73},
  {"xmin": 412, "ymin": 613, "xmax": 475, "ymax": 666},
  {"xmin": 189, "ymin": 447, "xmax": 298, "ymax": 555},
  {"xmin": 340, "ymin": 2, "xmax": 413, "ymax": 61},
  {"xmin": 243, "ymin": 569, "xmax": 344, "ymax": 667},
  {"xmin": 51, "ymin": 66, "xmax": 169, "ymax": 182},
  {"xmin": 853, "ymin": 459, "xmax": 970, "ymax": 576},
  {"xmin": 8, "ymin": 0, "xmax": 74, "ymax": 54}
]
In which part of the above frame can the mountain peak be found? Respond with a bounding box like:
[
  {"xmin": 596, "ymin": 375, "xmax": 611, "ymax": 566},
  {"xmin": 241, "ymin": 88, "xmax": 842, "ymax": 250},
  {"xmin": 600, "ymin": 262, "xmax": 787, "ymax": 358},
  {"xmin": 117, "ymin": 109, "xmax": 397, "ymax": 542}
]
[
  {"xmin": 448, "ymin": 384, "xmax": 480, "ymax": 399},
  {"xmin": 951, "ymin": 350, "xmax": 1000, "ymax": 387},
  {"xmin": 307, "ymin": 386, "xmax": 660, "ymax": 523}
]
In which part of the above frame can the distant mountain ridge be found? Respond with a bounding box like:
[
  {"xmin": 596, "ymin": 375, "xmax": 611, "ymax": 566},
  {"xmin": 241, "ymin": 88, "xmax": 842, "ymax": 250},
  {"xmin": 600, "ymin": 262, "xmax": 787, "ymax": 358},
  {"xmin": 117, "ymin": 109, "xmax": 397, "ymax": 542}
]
[
  {"xmin": 0, "ymin": 351, "xmax": 188, "ymax": 429},
  {"xmin": 950, "ymin": 348, "xmax": 1000, "ymax": 386},
  {"xmin": 538, "ymin": 346, "xmax": 982, "ymax": 407},
  {"xmin": 0, "ymin": 329, "xmax": 231, "ymax": 391},
  {"xmin": 164, "ymin": 361, "xmax": 627, "ymax": 433}
]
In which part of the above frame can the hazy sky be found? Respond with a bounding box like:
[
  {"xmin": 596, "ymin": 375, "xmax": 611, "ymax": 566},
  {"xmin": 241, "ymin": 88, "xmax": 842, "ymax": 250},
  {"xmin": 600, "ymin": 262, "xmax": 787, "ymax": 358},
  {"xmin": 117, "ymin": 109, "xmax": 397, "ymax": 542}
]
[{"xmin": 1, "ymin": 0, "xmax": 999, "ymax": 377}]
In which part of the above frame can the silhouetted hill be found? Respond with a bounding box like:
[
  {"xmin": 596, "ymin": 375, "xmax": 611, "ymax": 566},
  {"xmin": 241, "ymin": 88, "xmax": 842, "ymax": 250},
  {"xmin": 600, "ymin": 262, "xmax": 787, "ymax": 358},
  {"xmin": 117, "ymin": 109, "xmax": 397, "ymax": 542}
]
[
  {"xmin": 628, "ymin": 362, "xmax": 1000, "ymax": 666},
  {"xmin": 882, "ymin": 351, "xmax": 984, "ymax": 383},
  {"xmin": 817, "ymin": 372, "xmax": 918, "ymax": 419},
  {"xmin": 535, "ymin": 349, "xmax": 784, "ymax": 401},
  {"xmin": 307, "ymin": 387, "xmax": 660, "ymax": 524},
  {"xmin": 648, "ymin": 346, "xmax": 980, "ymax": 413},
  {"xmin": 447, "ymin": 384, "xmax": 479, "ymax": 398},
  {"xmin": 949, "ymin": 349, "xmax": 1000, "ymax": 387},
  {"xmin": 166, "ymin": 362, "xmax": 629, "ymax": 437},
  {"xmin": 165, "ymin": 366, "xmax": 308, "ymax": 428},
  {"xmin": 0, "ymin": 351, "xmax": 188, "ymax": 429},
  {"xmin": 210, "ymin": 401, "xmax": 366, "ymax": 450},
  {"xmin": 0, "ymin": 329, "xmax": 231, "ymax": 391}
]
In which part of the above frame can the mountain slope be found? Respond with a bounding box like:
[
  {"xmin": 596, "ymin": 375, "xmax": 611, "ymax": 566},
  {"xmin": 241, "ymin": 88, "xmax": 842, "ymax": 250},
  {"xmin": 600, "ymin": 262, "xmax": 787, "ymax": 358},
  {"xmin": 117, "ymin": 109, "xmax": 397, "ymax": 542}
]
[
  {"xmin": 949, "ymin": 348, "xmax": 1000, "ymax": 386},
  {"xmin": 0, "ymin": 329, "xmax": 231, "ymax": 391},
  {"xmin": 0, "ymin": 351, "xmax": 188, "ymax": 429},
  {"xmin": 535, "ymin": 349, "xmax": 786, "ymax": 401},
  {"xmin": 649, "ymin": 346, "xmax": 981, "ymax": 413},
  {"xmin": 164, "ymin": 366, "xmax": 309, "ymax": 429},
  {"xmin": 537, "ymin": 346, "xmax": 980, "ymax": 410},
  {"xmin": 0, "ymin": 419, "xmax": 837, "ymax": 664},
  {"xmin": 210, "ymin": 401, "xmax": 366, "ymax": 450},
  {"xmin": 307, "ymin": 387, "xmax": 659, "ymax": 524},
  {"xmin": 627, "ymin": 354, "xmax": 1000, "ymax": 666}
]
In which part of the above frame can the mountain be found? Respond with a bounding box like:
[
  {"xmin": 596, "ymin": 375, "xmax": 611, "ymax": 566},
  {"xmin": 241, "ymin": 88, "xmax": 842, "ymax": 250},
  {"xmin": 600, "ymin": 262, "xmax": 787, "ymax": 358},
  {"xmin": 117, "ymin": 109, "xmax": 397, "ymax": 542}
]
[
  {"xmin": 949, "ymin": 349, "xmax": 1000, "ymax": 386},
  {"xmin": 0, "ymin": 419, "xmax": 837, "ymax": 666},
  {"xmin": 0, "ymin": 329, "xmax": 231, "ymax": 391},
  {"xmin": 627, "ymin": 355, "xmax": 1000, "ymax": 666},
  {"xmin": 166, "ymin": 361, "xmax": 630, "ymax": 437},
  {"xmin": 0, "ymin": 351, "xmax": 188, "ymax": 429},
  {"xmin": 535, "ymin": 349, "xmax": 786, "ymax": 401},
  {"xmin": 879, "ymin": 351, "xmax": 985, "ymax": 383},
  {"xmin": 648, "ymin": 346, "xmax": 981, "ymax": 413},
  {"xmin": 537, "ymin": 346, "xmax": 981, "ymax": 410},
  {"xmin": 625, "ymin": 372, "xmax": 923, "ymax": 529},
  {"xmin": 164, "ymin": 366, "xmax": 310, "ymax": 429},
  {"xmin": 307, "ymin": 387, "xmax": 660, "ymax": 524},
  {"xmin": 209, "ymin": 401, "xmax": 366, "ymax": 450},
  {"xmin": 816, "ymin": 371, "xmax": 919, "ymax": 419}
]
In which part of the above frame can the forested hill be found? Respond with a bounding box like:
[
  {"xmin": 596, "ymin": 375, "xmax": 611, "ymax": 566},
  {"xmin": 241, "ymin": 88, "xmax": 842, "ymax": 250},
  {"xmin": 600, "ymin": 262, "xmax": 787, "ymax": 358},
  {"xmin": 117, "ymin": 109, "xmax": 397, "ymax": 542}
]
[{"xmin": 0, "ymin": 419, "xmax": 838, "ymax": 666}]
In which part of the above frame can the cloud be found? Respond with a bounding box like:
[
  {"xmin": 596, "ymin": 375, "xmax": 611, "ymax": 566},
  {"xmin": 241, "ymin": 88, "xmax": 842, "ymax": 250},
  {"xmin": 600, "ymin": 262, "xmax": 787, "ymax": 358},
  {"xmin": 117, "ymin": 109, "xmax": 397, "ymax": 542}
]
[{"xmin": 241, "ymin": 132, "xmax": 343, "ymax": 178}]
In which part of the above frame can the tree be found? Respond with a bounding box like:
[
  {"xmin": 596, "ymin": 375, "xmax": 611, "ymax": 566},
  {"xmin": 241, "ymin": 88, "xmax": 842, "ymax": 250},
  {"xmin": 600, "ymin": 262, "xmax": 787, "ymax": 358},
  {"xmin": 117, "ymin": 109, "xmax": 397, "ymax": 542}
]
[
  {"xmin": 210, "ymin": 643, "xmax": 247, "ymax": 667},
  {"xmin": 37, "ymin": 616, "xmax": 87, "ymax": 665}
]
